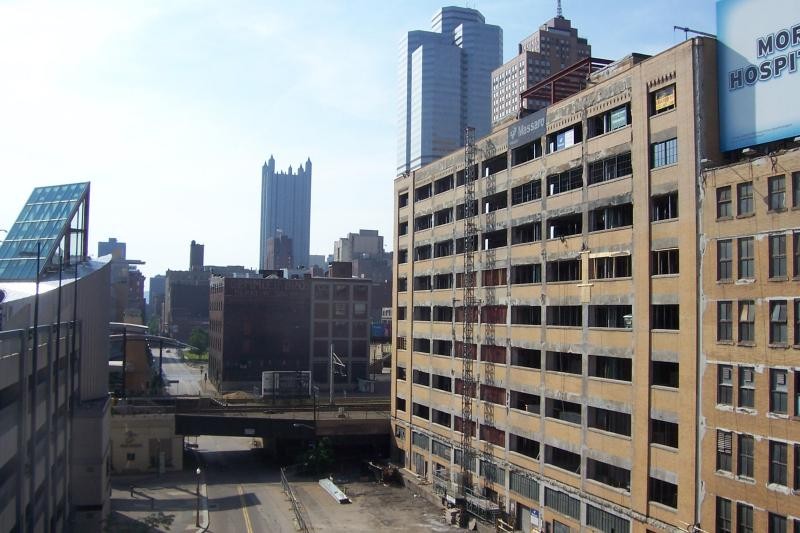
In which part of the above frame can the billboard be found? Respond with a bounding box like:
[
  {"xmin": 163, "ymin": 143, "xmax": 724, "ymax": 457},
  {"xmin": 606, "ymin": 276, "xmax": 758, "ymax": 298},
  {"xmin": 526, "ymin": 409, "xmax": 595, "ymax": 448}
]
[
  {"xmin": 507, "ymin": 108, "xmax": 547, "ymax": 149},
  {"xmin": 717, "ymin": 0, "xmax": 800, "ymax": 151}
]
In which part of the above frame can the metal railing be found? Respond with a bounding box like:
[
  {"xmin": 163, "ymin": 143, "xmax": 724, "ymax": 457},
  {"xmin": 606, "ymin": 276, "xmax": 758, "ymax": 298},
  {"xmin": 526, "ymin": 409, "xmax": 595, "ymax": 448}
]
[{"xmin": 280, "ymin": 466, "xmax": 310, "ymax": 533}]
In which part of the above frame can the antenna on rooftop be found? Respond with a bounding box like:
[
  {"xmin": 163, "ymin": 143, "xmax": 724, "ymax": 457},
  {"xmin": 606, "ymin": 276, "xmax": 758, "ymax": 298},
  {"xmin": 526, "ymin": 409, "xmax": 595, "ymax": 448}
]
[{"xmin": 557, "ymin": 0, "xmax": 563, "ymax": 18}]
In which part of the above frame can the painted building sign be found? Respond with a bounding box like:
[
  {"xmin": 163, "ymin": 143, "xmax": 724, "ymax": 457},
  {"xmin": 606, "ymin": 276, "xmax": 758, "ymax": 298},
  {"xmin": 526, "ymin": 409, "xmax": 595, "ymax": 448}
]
[{"xmin": 717, "ymin": 0, "xmax": 800, "ymax": 150}]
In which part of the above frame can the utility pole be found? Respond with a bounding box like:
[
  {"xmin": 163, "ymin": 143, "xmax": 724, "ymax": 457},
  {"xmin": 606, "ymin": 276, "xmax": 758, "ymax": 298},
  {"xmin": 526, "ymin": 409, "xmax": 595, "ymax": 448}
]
[{"xmin": 329, "ymin": 343, "xmax": 334, "ymax": 405}]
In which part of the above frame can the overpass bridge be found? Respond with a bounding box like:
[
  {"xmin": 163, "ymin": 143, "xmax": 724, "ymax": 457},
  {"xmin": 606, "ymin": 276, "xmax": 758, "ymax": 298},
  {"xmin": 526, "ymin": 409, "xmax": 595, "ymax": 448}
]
[{"xmin": 113, "ymin": 396, "xmax": 391, "ymax": 457}]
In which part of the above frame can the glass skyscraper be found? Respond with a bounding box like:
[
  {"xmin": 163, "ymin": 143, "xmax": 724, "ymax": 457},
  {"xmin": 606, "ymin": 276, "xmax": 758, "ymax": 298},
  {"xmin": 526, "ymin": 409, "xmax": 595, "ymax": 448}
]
[
  {"xmin": 259, "ymin": 155, "xmax": 311, "ymax": 269},
  {"xmin": 397, "ymin": 7, "xmax": 502, "ymax": 175}
]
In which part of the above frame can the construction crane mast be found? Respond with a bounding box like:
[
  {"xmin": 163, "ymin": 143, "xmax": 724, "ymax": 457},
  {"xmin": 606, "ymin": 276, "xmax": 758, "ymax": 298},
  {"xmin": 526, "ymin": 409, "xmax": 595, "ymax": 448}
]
[{"xmin": 459, "ymin": 126, "xmax": 478, "ymax": 510}]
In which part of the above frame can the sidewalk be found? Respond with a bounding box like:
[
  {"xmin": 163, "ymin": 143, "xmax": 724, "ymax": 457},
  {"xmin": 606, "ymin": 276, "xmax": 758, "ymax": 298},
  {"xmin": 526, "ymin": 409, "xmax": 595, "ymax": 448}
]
[{"xmin": 110, "ymin": 470, "xmax": 209, "ymax": 532}]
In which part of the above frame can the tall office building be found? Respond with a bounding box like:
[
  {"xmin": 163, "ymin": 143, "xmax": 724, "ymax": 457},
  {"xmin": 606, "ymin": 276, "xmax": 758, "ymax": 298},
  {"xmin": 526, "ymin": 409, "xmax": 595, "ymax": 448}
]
[
  {"xmin": 397, "ymin": 6, "xmax": 502, "ymax": 175},
  {"xmin": 259, "ymin": 155, "xmax": 312, "ymax": 269},
  {"xmin": 490, "ymin": 14, "xmax": 590, "ymax": 126}
]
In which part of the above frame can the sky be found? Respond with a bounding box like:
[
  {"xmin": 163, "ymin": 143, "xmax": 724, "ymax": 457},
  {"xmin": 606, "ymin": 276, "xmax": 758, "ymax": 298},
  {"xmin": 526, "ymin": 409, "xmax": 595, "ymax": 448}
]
[{"xmin": 0, "ymin": 0, "xmax": 716, "ymax": 284}]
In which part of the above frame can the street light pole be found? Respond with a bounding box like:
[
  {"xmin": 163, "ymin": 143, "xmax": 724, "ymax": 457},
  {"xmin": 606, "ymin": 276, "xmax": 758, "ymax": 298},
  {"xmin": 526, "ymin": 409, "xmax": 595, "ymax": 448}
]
[{"xmin": 195, "ymin": 467, "xmax": 201, "ymax": 527}]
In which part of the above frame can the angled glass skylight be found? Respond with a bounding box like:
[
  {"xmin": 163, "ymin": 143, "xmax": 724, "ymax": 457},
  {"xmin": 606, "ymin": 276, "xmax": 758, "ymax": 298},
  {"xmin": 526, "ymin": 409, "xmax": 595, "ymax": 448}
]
[{"xmin": 0, "ymin": 182, "xmax": 90, "ymax": 281}]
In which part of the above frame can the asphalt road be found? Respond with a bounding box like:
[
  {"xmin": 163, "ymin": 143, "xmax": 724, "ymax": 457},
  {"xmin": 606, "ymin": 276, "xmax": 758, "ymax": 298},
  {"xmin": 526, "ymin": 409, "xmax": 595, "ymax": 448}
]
[
  {"xmin": 157, "ymin": 347, "xmax": 206, "ymax": 396},
  {"xmin": 195, "ymin": 436, "xmax": 298, "ymax": 533}
]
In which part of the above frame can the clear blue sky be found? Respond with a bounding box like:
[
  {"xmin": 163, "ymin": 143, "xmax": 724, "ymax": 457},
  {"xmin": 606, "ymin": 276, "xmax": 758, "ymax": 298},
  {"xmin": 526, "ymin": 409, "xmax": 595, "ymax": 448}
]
[{"xmin": 0, "ymin": 1, "xmax": 715, "ymax": 282}]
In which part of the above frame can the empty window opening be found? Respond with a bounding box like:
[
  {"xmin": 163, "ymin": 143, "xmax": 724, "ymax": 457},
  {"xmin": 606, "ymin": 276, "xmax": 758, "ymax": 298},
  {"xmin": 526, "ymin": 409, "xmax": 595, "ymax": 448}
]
[
  {"xmin": 652, "ymin": 361, "xmax": 679, "ymax": 388},
  {"xmin": 589, "ymin": 305, "xmax": 632, "ymax": 328},
  {"xmin": 588, "ymin": 152, "xmax": 632, "ymax": 185},
  {"xmin": 589, "ymin": 355, "xmax": 632, "ymax": 381},
  {"xmin": 511, "ymin": 180, "xmax": 542, "ymax": 205},
  {"xmin": 511, "ymin": 263, "xmax": 541, "ymax": 284},
  {"xmin": 590, "ymin": 254, "xmax": 631, "ymax": 279},
  {"xmin": 546, "ymin": 306, "xmax": 582, "ymax": 327},
  {"xmin": 651, "ymin": 192, "xmax": 679, "ymax": 221},
  {"xmin": 510, "ymin": 347, "xmax": 541, "ymax": 369},
  {"xmin": 434, "ymin": 174, "xmax": 454, "ymax": 195},
  {"xmin": 651, "ymin": 249, "xmax": 678, "ymax": 275},
  {"xmin": 590, "ymin": 203, "xmax": 633, "ymax": 231},
  {"xmin": 547, "ymin": 213, "xmax": 582, "ymax": 239},
  {"xmin": 512, "ymin": 221, "xmax": 542, "ymax": 244},
  {"xmin": 546, "ymin": 351, "xmax": 582, "ymax": 374},
  {"xmin": 511, "ymin": 305, "xmax": 541, "ymax": 325},
  {"xmin": 547, "ymin": 167, "xmax": 583, "ymax": 195},
  {"xmin": 588, "ymin": 104, "xmax": 630, "ymax": 138},
  {"xmin": 546, "ymin": 258, "xmax": 581, "ymax": 282}
]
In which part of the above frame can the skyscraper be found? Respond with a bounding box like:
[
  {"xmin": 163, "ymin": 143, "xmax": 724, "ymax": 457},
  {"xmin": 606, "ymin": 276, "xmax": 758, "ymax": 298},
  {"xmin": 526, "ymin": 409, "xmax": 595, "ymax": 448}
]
[
  {"xmin": 397, "ymin": 6, "xmax": 502, "ymax": 175},
  {"xmin": 259, "ymin": 155, "xmax": 311, "ymax": 269},
  {"xmin": 490, "ymin": 14, "xmax": 590, "ymax": 126}
]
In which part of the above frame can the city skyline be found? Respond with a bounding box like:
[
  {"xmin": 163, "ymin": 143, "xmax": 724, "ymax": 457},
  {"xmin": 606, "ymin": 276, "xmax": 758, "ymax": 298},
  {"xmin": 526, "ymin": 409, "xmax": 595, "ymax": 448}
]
[{"xmin": 0, "ymin": 1, "xmax": 715, "ymax": 283}]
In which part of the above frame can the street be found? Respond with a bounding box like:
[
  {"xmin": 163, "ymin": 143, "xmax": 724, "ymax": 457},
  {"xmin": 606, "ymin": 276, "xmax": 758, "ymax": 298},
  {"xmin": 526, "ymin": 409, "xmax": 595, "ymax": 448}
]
[
  {"xmin": 196, "ymin": 436, "xmax": 298, "ymax": 533},
  {"xmin": 157, "ymin": 347, "xmax": 207, "ymax": 396}
]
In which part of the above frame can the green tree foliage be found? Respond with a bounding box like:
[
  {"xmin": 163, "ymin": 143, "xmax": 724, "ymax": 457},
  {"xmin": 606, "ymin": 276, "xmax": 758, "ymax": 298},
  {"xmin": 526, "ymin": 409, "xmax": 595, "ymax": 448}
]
[
  {"xmin": 188, "ymin": 328, "xmax": 209, "ymax": 354},
  {"xmin": 297, "ymin": 437, "xmax": 335, "ymax": 474}
]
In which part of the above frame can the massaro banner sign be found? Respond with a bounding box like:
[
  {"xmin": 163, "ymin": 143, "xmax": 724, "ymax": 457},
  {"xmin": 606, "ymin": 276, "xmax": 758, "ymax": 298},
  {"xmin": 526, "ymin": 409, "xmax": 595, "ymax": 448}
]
[{"xmin": 717, "ymin": 0, "xmax": 800, "ymax": 151}]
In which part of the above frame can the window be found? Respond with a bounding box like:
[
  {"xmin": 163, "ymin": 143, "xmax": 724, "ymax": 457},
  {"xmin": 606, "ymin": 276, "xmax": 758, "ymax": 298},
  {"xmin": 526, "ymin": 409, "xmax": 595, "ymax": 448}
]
[
  {"xmin": 718, "ymin": 301, "xmax": 733, "ymax": 341},
  {"xmin": 718, "ymin": 239, "xmax": 733, "ymax": 281},
  {"xmin": 716, "ymin": 497, "xmax": 732, "ymax": 533},
  {"xmin": 509, "ymin": 390, "xmax": 540, "ymax": 413},
  {"xmin": 482, "ymin": 228, "xmax": 507, "ymax": 250},
  {"xmin": 510, "ymin": 263, "xmax": 541, "ymax": 284},
  {"xmin": 546, "ymin": 351, "xmax": 582, "ymax": 374},
  {"xmin": 651, "ymin": 192, "xmax": 678, "ymax": 221},
  {"xmin": 395, "ymin": 397, "xmax": 406, "ymax": 411},
  {"xmin": 434, "ymin": 174, "xmax": 453, "ymax": 194},
  {"xmin": 651, "ymin": 138, "xmax": 677, "ymax": 168},
  {"xmin": 397, "ymin": 306, "xmax": 407, "ymax": 320},
  {"xmin": 412, "ymin": 369, "xmax": 430, "ymax": 386},
  {"xmin": 651, "ymin": 84, "xmax": 675, "ymax": 115},
  {"xmin": 588, "ymin": 152, "xmax": 632, "ymax": 185},
  {"xmin": 396, "ymin": 336, "xmax": 407, "ymax": 350},
  {"xmin": 768, "ymin": 514, "xmax": 787, "ymax": 533},
  {"xmin": 510, "ymin": 305, "xmax": 540, "ymax": 325},
  {"xmin": 546, "ymin": 259, "xmax": 581, "ymax": 282},
  {"xmin": 738, "ymin": 367, "xmax": 755, "ymax": 408},
  {"xmin": 413, "ymin": 275, "xmax": 431, "ymax": 291},
  {"xmin": 545, "ymin": 398, "xmax": 582, "ymax": 424},
  {"xmin": 589, "ymin": 355, "xmax": 632, "ymax": 381},
  {"xmin": 545, "ymin": 445, "xmax": 581, "ymax": 473},
  {"xmin": 586, "ymin": 458, "xmax": 630, "ymax": 491},
  {"xmin": 397, "ymin": 277, "xmax": 407, "ymax": 292},
  {"xmin": 546, "ymin": 306, "xmax": 582, "ymax": 327},
  {"xmin": 590, "ymin": 203, "xmax": 633, "ymax": 230},
  {"xmin": 794, "ymin": 171, "xmax": 800, "ymax": 208},
  {"xmin": 546, "ymin": 167, "xmax": 583, "ymax": 195},
  {"xmin": 414, "ymin": 244, "xmax": 431, "ymax": 261},
  {"xmin": 397, "ymin": 249, "xmax": 408, "ymax": 263},
  {"xmin": 413, "ymin": 306, "xmax": 431, "ymax": 321},
  {"xmin": 589, "ymin": 254, "xmax": 632, "ymax": 279},
  {"xmin": 547, "ymin": 213, "xmax": 582, "ymax": 239},
  {"xmin": 398, "ymin": 221, "xmax": 408, "ymax": 236},
  {"xmin": 414, "ymin": 214, "xmax": 432, "ymax": 231},
  {"xmin": 432, "ymin": 306, "xmax": 452, "ymax": 322},
  {"xmin": 770, "ymin": 369, "xmax": 788, "ymax": 414},
  {"xmin": 650, "ymin": 419, "xmax": 679, "ymax": 448},
  {"xmin": 795, "ymin": 232, "xmax": 800, "ymax": 277},
  {"xmin": 738, "ymin": 301, "xmax": 755, "ymax": 342},
  {"xmin": 510, "ymin": 347, "xmax": 541, "ymax": 369},
  {"xmin": 588, "ymin": 406, "xmax": 631, "ymax": 436},
  {"xmin": 795, "ymin": 444, "xmax": 800, "ymax": 489},
  {"xmin": 434, "ymin": 240, "xmax": 453, "ymax": 258},
  {"xmin": 544, "ymin": 487, "xmax": 580, "ymax": 520},
  {"xmin": 769, "ymin": 440, "xmax": 788, "ymax": 485},
  {"xmin": 737, "ymin": 434, "xmax": 754, "ymax": 478},
  {"xmin": 770, "ymin": 300, "xmax": 788, "ymax": 344},
  {"xmin": 768, "ymin": 175, "xmax": 786, "ymax": 211},
  {"xmin": 770, "ymin": 234, "xmax": 787, "ymax": 278},
  {"xmin": 652, "ymin": 361, "xmax": 679, "ymax": 388},
  {"xmin": 796, "ymin": 299, "xmax": 800, "ymax": 345},
  {"xmin": 736, "ymin": 503, "xmax": 753, "ymax": 533},
  {"xmin": 589, "ymin": 305, "xmax": 632, "ymax": 328},
  {"xmin": 414, "ymin": 183, "xmax": 432, "ymax": 202},
  {"xmin": 481, "ymin": 305, "xmax": 507, "ymax": 324},
  {"xmin": 588, "ymin": 103, "xmax": 630, "ymax": 137},
  {"xmin": 737, "ymin": 237, "xmax": 754, "ymax": 279},
  {"xmin": 511, "ymin": 179, "xmax": 541, "ymax": 204},
  {"xmin": 434, "ymin": 208, "xmax": 453, "ymax": 226},
  {"xmin": 432, "ymin": 339, "xmax": 451, "ymax": 356},
  {"xmin": 398, "ymin": 192, "xmax": 408, "ymax": 208},
  {"xmin": 717, "ymin": 431, "xmax": 733, "ymax": 472},
  {"xmin": 652, "ymin": 304, "xmax": 679, "ymax": 330},
  {"xmin": 648, "ymin": 477, "xmax": 677, "ymax": 508},
  {"xmin": 718, "ymin": 365, "xmax": 733, "ymax": 405},
  {"xmin": 717, "ymin": 186, "xmax": 732, "ymax": 218},
  {"xmin": 737, "ymin": 181, "xmax": 754, "ymax": 215},
  {"xmin": 482, "ymin": 191, "xmax": 507, "ymax": 213},
  {"xmin": 412, "ymin": 402, "xmax": 429, "ymax": 420},
  {"xmin": 412, "ymin": 337, "xmax": 430, "ymax": 353},
  {"xmin": 455, "ymin": 200, "xmax": 478, "ymax": 220},
  {"xmin": 511, "ymin": 221, "xmax": 542, "ymax": 244},
  {"xmin": 510, "ymin": 471, "xmax": 539, "ymax": 500},
  {"xmin": 546, "ymin": 124, "xmax": 582, "ymax": 154},
  {"xmin": 433, "ymin": 273, "xmax": 452, "ymax": 290},
  {"xmin": 651, "ymin": 249, "xmax": 679, "ymax": 275}
]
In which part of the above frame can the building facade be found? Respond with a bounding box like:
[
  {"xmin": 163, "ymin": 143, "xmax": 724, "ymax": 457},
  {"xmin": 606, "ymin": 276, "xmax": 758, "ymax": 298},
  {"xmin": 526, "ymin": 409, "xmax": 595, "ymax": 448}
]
[
  {"xmin": 259, "ymin": 155, "xmax": 312, "ymax": 269},
  {"xmin": 699, "ymin": 150, "xmax": 800, "ymax": 533},
  {"xmin": 190, "ymin": 239, "xmax": 204, "ymax": 271},
  {"xmin": 392, "ymin": 38, "xmax": 720, "ymax": 532},
  {"xmin": 397, "ymin": 7, "xmax": 502, "ymax": 175},
  {"xmin": 209, "ymin": 274, "xmax": 371, "ymax": 392},
  {"xmin": 265, "ymin": 233, "xmax": 293, "ymax": 270},
  {"xmin": 490, "ymin": 15, "xmax": 590, "ymax": 127}
]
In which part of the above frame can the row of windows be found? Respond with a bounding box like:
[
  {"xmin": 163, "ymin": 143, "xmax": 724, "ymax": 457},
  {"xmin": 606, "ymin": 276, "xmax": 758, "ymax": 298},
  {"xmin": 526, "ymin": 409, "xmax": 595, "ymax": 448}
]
[
  {"xmin": 717, "ymin": 299, "xmax": 800, "ymax": 346},
  {"xmin": 717, "ymin": 171, "xmax": 800, "ymax": 218},
  {"xmin": 715, "ymin": 431, "xmax": 799, "ymax": 490},
  {"xmin": 716, "ymin": 497, "xmax": 799, "ymax": 533},
  {"xmin": 395, "ymin": 304, "xmax": 678, "ymax": 330},
  {"xmin": 717, "ymin": 232, "xmax": 800, "ymax": 281},
  {"xmin": 717, "ymin": 364, "xmax": 800, "ymax": 415},
  {"xmin": 397, "ymin": 350, "xmax": 678, "ymax": 388}
]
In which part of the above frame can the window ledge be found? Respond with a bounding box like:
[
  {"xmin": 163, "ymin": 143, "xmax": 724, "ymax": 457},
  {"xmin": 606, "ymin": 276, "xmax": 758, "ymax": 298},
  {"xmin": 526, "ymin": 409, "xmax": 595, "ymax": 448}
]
[
  {"xmin": 587, "ymin": 174, "xmax": 631, "ymax": 188},
  {"xmin": 716, "ymin": 216, "xmax": 733, "ymax": 222},
  {"xmin": 650, "ymin": 443, "xmax": 679, "ymax": 453},
  {"xmin": 734, "ymin": 475, "xmax": 756, "ymax": 485},
  {"xmin": 651, "ymin": 329, "xmax": 680, "ymax": 333},
  {"xmin": 651, "ymin": 274, "xmax": 679, "ymax": 279},
  {"xmin": 587, "ymin": 427, "xmax": 632, "ymax": 440},
  {"xmin": 716, "ymin": 340, "xmax": 735, "ymax": 346},
  {"xmin": 767, "ymin": 208, "xmax": 787, "ymax": 214},
  {"xmin": 736, "ymin": 212, "xmax": 755, "ymax": 219},
  {"xmin": 766, "ymin": 412, "xmax": 789, "ymax": 419},
  {"xmin": 648, "ymin": 501, "xmax": 678, "ymax": 513},
  {"xmin": 650, "ymin": 162, "xmax": 679, "ymax": 172},
  {"xmin": 767, "ymin": 343, "xmax": 790, "ymax": 349},
  {"xmin": 585, "ymin": 478, "xmax": 631, "ymax": 495},
  {"xmin": 587, "ymin": 376, "xmax": 632, "ymax": 385},
  {"xmin": 735, "ymin": 407, "xmax": 757, "ymax": 415},
  {"xmin": 509, "ymin": 282, "xmax": 543, "ymax": 287},
  {"xmin": 650, "ymin": 218, "xmax": 678, "ymax": 225},
  {"xmin": 588, "ymin": 225, "xmax": 633, "ymax": 235},
  {"xmin": 717, "ymin": 279, "xmax": 734, "ymax": 284},
  {"xmin": 509, "ymin": 450, "xmax": 541, "ymax": 463},
  {"xmin": 590, "ymin": 276, "xmax": 633, "ymax": 282},
  {"xmin": 650, "ymin": 108, "xmax": 676, "ymax": 119},
  {"xmin": 650, "ymin": 385, "xmax": 679, "ymax": 392},
  {"xmin": 588, "ymin": 327, "xmax": 632, "ymax": 332},
  {"xmin": 586, "ymin": 123, "xmax": 632, "ymax": 142},
  {"xmin": 767, "ymin": 277, "xmax": 788, "ymax": 282},
  {"xmin": 737, "ymin": 341, "xmax": 755, "ymax": 347},
  {"xmin": 715, "ymin": 470, "xmax": 735, "ymax": 479}
]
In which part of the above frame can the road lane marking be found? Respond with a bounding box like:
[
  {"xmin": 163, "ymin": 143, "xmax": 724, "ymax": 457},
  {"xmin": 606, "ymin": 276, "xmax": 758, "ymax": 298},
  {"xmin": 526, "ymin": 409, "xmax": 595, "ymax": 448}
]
[{"xmin": 237, "ymin": 484, "xmax": 254, "ymax": 533}]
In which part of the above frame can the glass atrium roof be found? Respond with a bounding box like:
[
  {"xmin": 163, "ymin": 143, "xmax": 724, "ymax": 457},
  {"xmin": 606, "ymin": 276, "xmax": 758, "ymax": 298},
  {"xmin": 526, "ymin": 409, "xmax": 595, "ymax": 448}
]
[{"xmin": 0, "ymin": 182, "xmax": 90, "ymax": 281}]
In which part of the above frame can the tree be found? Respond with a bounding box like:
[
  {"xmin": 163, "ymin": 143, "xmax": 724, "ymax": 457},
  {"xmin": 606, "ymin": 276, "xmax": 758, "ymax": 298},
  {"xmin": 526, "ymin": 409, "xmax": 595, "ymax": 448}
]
[
  {"xmin": 297, "ymin": 437, "xmax": 334, "ymax": 474},
  {"xmin": 188, "ymin": 328, "xmax": 209, "ymax": 354}
]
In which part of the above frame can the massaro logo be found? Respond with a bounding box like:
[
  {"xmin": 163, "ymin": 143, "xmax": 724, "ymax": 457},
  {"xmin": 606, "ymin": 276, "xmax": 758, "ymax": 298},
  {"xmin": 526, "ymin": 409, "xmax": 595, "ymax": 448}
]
[{"xmin": 727, "ymin": 22, "xmax": 800, "ymax": 90}]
